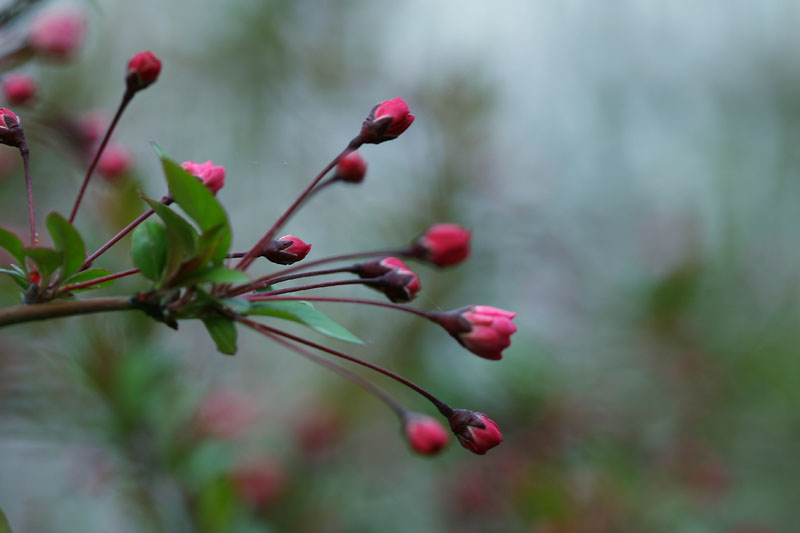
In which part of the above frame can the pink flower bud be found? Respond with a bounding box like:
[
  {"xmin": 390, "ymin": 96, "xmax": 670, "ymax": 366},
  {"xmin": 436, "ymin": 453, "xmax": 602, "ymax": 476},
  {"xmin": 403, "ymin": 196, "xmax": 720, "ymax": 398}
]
[
  {"xmin": 181, "ymin": 160, "xmax": 225, "ymax": 194},
  {"xmin": 357, "ymin": 257, "xmax": 421, "ymax": 303},
  {"xmin": 360, "ymin": 97, "xmax": 415, "ymax": 144},
  {"xmin": 77, "ymin": 111, "xmax": 109, "ymax": 145},
  {"xmin": 263, "ymin": 235, "xmax": 311, "ymax": 265},
  {"xmin": 96, "ymin": 143, "xmax": 131, "ymax": 179},
  {"xmin": 0, "ymin": 108, "xmax": 25, "ymax": 149},
  {"xmin": 447, "ymin": 409, "xmax": 503, "ymax": 455},
  {"xmin": 28, "ymin": 7, "xmax": 85, "ymax": 60},
  {"xmin": 192, "ymin": 388, "xmax": 261, "ymax": 440},
  {"xmin": 230, "ymin": 457, "xmax": 284, "ymax": 507},
  {"xmin": 126, "ymin": 51, "xmax": 162, "ymax": 91},
  {"xmin": 404, "ymin": 414, "xmax": 449, "ymax": 456},
  {"xmin": 0, "ymin": 108, "xmax": 19, "ymax": 130},
  {"xmin": 334, "ymin": 150, "xmax": 367, "ymax": 183},
  {"xmin": 435, "ymin": 305, "xmax": 517, "ymax": 360},
  {"xmin": 412, "ymin": 223, "xmax": 471, "ymax": 267},
  {"xmin": 2, "ymin": 74, "xmax": 37, "ymax": 106}
]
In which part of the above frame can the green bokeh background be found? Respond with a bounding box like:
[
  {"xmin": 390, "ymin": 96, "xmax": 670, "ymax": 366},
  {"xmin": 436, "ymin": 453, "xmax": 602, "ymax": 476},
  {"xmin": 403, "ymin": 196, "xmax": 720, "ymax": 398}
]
[{"xmin": 1, "ymin": 0, "xmax": 799, "ymax": 531}]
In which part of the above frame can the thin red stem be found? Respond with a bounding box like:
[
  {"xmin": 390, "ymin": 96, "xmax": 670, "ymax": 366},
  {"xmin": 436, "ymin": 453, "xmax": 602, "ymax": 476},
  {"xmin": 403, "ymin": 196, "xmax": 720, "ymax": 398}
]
[
  {"xmin": 258, "ymin": 329, "xmax": 406, "ymax": 418},
  {"xmin": 243, "ymin": 294, "xmax": 435, "ymax": 320},
  {"xmin": 69, "ymin": 89, "xmax": 134, "ymax": 223},
  {"xmin": 235, "ymin": 137, "xmax": 362, "ymax": 271},
  {"xmin": 239, "ymin": 318, "xmax": 452, "ymax": 415},
  {"xmin": 20, "ymin": 147, "xmax": 36, "ymax": 245},
  {"xmin": 57, "ymin": 268, "xmax": 139, "ymax": 294},
  {"xmin": 227, "ymin": 266, "xmax": 356, "ymax": 297},
  {"xmin": 255, "ymin": 278, "xmax": 375, "ymax": 298},
  {"xmin": 82, "ymin": 208, "xmax": 153, "ymax": 269},
  {"xmin": 258, "ymin": 248, "xmax": 410, "ymax": 281}
]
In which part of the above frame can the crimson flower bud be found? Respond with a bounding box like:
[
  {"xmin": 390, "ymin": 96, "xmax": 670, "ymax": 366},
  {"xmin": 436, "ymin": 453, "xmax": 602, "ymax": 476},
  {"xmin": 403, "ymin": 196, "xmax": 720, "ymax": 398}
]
[
  {"xmin": 263, "ymin": 235, "xmax": 311, "ymax": 265},
  {"xmin": 359, "ymin": 97, "xmax": 415, "ymax": 144},
  {"xmin": 229, "ymin": 457, "xmax": 284, "ymax": 507},
  {"xmin": 0, "ymin": 108, "xmax": 26, "ymax": 150},
  {"xmin": 334, "ymin": 150, "xmax": 367, "ymax": 184},
  {"xmin": 434, "ymin": 305, "xmax": 516, "ymax": 360},
  {"xmin": 411, "ymin": 223, "xmax": 471, "ymax": 267},
  {"xmin": 77, "ymin": 111, "xmax": 109, "ymax": 146},
  {"xmin": 356, "ymin": 257, "xmax": 421, "ymax": 303},
  {"xmin": 447, "ymin": 409, "xmax": 503, "ymax": 455},
  {"xmin": 2, "ymin": 74, "xmax": 37, "ymax": 106},
  {"xmin": 28, "ymin": 269, "xmax": 41, "ymax": 286},
  {"xmin": 404, "ymin": 414, "xmax": 450, "ymax": 456},
  {"xmin": 28, "ymin": 7, "xmax": 85, "ymax": 60},
  {"xmin": 96, "ymin": 143, "xmax": 131, "ymax": 179},
  {"xmin": 181, "ymin": 160, "xmax": 225, "ymax": 194},
  {"xmin": 126, "ymin": 51, "xmax": 162, "ymax": 92}
]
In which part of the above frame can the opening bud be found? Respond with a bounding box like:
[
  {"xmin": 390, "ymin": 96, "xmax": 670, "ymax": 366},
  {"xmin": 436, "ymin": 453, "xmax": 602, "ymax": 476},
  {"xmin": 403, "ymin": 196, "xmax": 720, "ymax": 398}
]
[
  {"xmin": 96, "ymin": 143, "xmax": 132, "ymax": 180},
  {"xmin": 126, "ymin": 51, "xmax": 162, "ymax": 92},
  {"xmin": 434, "ymin": 305, "xmax": 516, "ymax": 360},
  {"xmin": 359, "ymin": 97, "xmax": 415, "ymax": 144},
  {"xmin": 263, "ymin": 235, "xmax": 311, "ymax": 265},
  {"xmin": 181, "ymin": 160, "xmax": 225, "ymax": 194},
  {"xmin": 356, "ymin": 257, "xmax": 421, "ymax": 303},
  {"xmin": 447, "ymin": 409, "xmax": 503, "ymax": 455},
  {"xmin": 404, "ymin": 414, "xmax": 450, "ymax": 456},
  {"xmin": 28, "ymin": 7, "xmax": 85, "ymax": 61},
  {"xmin": 2, "ymin": 74, "xmax": 37, "ymax": 106},
  {"xmin": 410, "ymin": 223, "xmax": 471, "ymax": 267},
  {"xmin": 334, "ymin": 150, "xmax": 367, "ymax": 184}
]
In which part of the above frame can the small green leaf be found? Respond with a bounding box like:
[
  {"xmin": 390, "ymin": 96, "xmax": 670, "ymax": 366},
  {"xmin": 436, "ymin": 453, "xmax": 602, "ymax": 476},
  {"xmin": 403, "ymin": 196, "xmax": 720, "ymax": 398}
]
[
  {"xmin": 45, "ymin": 212, "xmax": 86, "ymax": 278},
  {"xmin": 218, "ymin": 298, "xmax": 252, "ymax": 315},
  {"xmin": 0, "ymin": 506, "xmax": 11, "ymax": 533},
  {"xmin": 131, "ymin": 220, "xmax": 167, "ymax": 282},
  {"xmin": 197, "ymin": 223, "xmax": 230, "ymax": 266},
  {"xmin": 248, "ymin": 300, "xmax": 363, "ymax": 344},
  {"xmin": 143, "ymin": 197, "xmax": 199, "ymax": 281},
  {"xmin": 23, "ymin": 247, "xmax": 62, "ymax": 279},
  {"xmin": 179, "ymin": 266, "xmax": 249, "ymax": 286},
  {"xmin": 0, "ymin": 267, "xmax": 27, "ymax": 289},
  {"xmin": 202, "ymin": 317, "xmax": 237, "ymax": 355},
  {"xmin": 0, "ymin": 227, "xmax": 25, "ymax": 267},
  {"xmin": 64, "ymin": 268, "xmax": 114, "ymax": 292}
]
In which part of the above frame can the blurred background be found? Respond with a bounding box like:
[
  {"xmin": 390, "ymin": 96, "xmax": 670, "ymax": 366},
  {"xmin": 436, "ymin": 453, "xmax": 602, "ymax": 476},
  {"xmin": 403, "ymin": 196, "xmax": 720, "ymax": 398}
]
[{"xmin": 0, "ymin": 0, "xmax": 799, "ymax": 531}]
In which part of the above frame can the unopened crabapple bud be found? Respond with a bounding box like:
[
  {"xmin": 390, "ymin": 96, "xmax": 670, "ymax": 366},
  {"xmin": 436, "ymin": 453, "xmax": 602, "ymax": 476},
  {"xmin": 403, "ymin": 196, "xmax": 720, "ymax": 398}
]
[
  {"xmin": 28, "ymin": 7, "xmax": 85, "ymax": 60},
  {"xmin": 96, "ymin": 143, "xmax": 131, "ymax": 179},
  {"xmin": 404, "ymin": 414, "xmax": 450, "ymax": 456},
  {"xmin": 410, "ymin": 223, "xmax": 471, "ymax": 267},
  {"xmin": 447, "ymin": 409, "xmax": 503, "ymax": 455},
  {"xmin": 0, "ymin": 108, "xmax": 26, "ymax": 150},
  {"xmin": 126, "ymin": 51, "xmax": 162, "ymax": 92},
  {"xmin": 263, "ymin": 235, "xmax": 311, "ymax": 265},
  {"xmin": 359, "ymin": 97, "xmax": 415, "ymax": 144},
  {"xmin": 334, "ymin": 151, "xmax": 367, "ymax": 184},
  {"xmin": 181, "ymin": 160, "xmax": 225, "ymax": 194},
  {"xmin": 356, "ymin": 257, "xmax": 421, "ymax": 303},
  {"xmin": 2, "ymin": 74, "xmax": 37, "ymax": 106},
  {"xmin": 433, "ymin": 305, "xmax": 516, "ymax": 360}
]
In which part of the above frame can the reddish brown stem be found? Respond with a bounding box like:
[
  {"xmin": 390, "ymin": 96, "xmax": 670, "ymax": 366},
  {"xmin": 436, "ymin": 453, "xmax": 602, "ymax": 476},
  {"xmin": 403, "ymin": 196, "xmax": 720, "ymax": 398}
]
[
  {"xmin": 20, "ymin": 147, "xmax": 36, "ymax": 245},
  {"xmin": 252, "ymin": 248, "xmax": 411, "ymax": 283},
  {"xmin": 244, "ymin": 294, "xmax": 435, "ymax": 320},
  {"xmin": 227, "ymin": 266, "xmax": 356, "ymax": 297},
  {"xmin": 57, "ymin": 268, "xmax": 139, "ymax": 294},
  {"xmin": 255, "ymin": 278, "xmax": 376, "ymax": 298}
]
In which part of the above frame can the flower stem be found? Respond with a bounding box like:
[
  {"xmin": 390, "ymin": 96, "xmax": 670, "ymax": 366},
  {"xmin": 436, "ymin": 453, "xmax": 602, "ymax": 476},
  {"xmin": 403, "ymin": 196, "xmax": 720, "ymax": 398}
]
[
  {"xmin": 244, "ymin": 294, "xmax": 435, "ymax": 320},
  {"xmin": 248, "ymin": 248, "xmax": 411, "ymax": 283},
  {"xmin": 20, "ymin": 146, "xmax": 36, "ymax": 245},
  {"xmin": 235, "ymin": 136, "xmax": 363, "ymax": 271},
  {"xmin": 69, "ymin": 88, "xmax": 134, "ymax": 223},
  {"xmin": 254, "ymin": 278, "xmax": 376, "ymax": 298},
  {"xmin": 57, "ymin": 268, "xmax": 139, "ymax": 294},
  {"xmin": 227, "ymin": 265, "xmax": 356, "ymax": 297},
  {"xmin": 0, "ymin": 296, "xmax": 135, "ymax": 328},
  {"xmin": 239, "ymin": 318, "xmax": 452, "ymax": 415}
]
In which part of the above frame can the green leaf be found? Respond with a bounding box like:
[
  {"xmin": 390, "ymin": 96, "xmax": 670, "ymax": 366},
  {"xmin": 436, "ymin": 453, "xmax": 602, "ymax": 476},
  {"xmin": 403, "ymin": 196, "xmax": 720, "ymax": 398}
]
[
  {"xmin": 178, "ymin": 266, "xmax": 249, "ymax": 286},
  {"xmin": 0, "ymin": 506, "xmax": 11, "ymax": 533},
  {"xmin": 218, "ymin": 298, "xmax": 252, "ymax": 315},
  {"xmin": 45, "ymin": 212, "xmax": 86, "ymax": 278},
  {"xmin": 248, "ymin": 300, "xmax": 363, "ymax": 344},
  {"xmin": 23, "ymin": 247, "xmax": 62, "ymax": 279},
  {"xmin": 143, "ymin": 197, "xmax": 199, "ymax": 281},
  {"xmin": 0, "ymin": 227, "xmax": 25, "ymax": 267},
  {"xmin": 197, "ymin": 223, "xmax": 230, "ymax": 266},
  {"xmin": 202, "ymin": 317, "xmax": 237, "ymax": 355},
  {"xmin": 64, "ymin": 268, "xmax": 114, "ymax": 292},
  {"xmin": 0, "ymin": 268, "xmax": 27, "ymax": 289},
  {"xmin": 131, "ymin": 220, "xmax": 167, "ymax": 282}
]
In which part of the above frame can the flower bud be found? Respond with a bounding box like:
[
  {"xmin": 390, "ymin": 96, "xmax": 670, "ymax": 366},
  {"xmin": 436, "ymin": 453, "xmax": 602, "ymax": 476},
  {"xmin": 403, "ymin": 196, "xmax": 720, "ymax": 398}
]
[
  {"xmin": 77, "ymin": 111, "xmax": 109, "ymax": 146},
  {"xmin": 96, "ymin": 143, "xmax": 131, "ymax": 179},
  {"xmin": 434, "ymin": 305, "xmax": 516, "ymax": 360},
  {"xmin": 28, "ymin": 7, "xmax": 85, "ymax": 60},
  {"xmin": 263, "ymin": 235, "xmax": 311, "ymax": 265},
  {"xmin": 126, "ymin": 51, "xmax": 162, "ymax": 92},
  {"xmin": 192, "ymin": 388, "xmax": 261, "ymax": 440},
  {"xmin": 181, "ymin": 160, "xmax": 225, "ymax": 194},
  {"xmin": 0, "ymin": 108, "xmax": 26, "ymax": 150},
  {"xmin": 356, "ymin": 257, "xmax": 421, "ymax": 303},
  {"xmin": 359, "ymin": 97, "xmax": 415, "ymax": 144},
  {"xmin": 230, "ymin": 457, "xmax": 284, "ymax": 507},
  {"xmin": 2, "ymin": 74, "xmax": 37, "ymax": 106},
  {"xmin": 411, "ymin": 223, "xmax": 471, "ymax": 267},
  {"xmin": 404, "ymin": 414, "xmax": 449, "ymax": 456},
  {"xmin": 447, "ymin": 409, "xmax": 503, "ymax": 455},
  {"xmin": 334, "ymin": 150, "xmax": 367, "ymax": 184}
]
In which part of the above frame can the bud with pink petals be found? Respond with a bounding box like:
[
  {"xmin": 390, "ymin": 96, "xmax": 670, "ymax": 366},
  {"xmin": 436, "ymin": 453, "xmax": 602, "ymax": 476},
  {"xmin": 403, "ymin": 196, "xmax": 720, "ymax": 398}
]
[
  {"xmin": 356, "ymin": 256, "xmax": 421, "ymax": 303},
  {"xmin": 334, "ymin": 150, "xmax": 367, "ymax": 184},
  {"xmin": 447, "ymin": 409, "xmax": 503, "ymax": 455},
  {"xmin": 411, "ymin": 223, "xmax": 471, "ymax": 267},
  {"xmin": 96, "ymin": 143, "xmax": 131, "ymax": 179},
  {"xmin": 181, "ymin": 160, "xmax": 225, "ymax": 194},
  {"xmin": 2, "ymin": 74, "xmax": 37, "ymax": 106},
  {"xmin": 404, "ymin": 414, "xmax": 450, "ymax": 456},
  {"xmin": 0, "ymin": 108, "xmax": 25, "ymax": 149},
  {"xmin": 28, "ymin": 7, "xmax": 85, "ymax": 60},
  {"xmin": 263, "ymin": 235, "xmax": 311, "ymax": 265},
  {"xmin": 126, "ymin": 51, "xmax": 162, "ymax": 92},
  {"xmin": 360, "ymin": 97, "xmax": 415, "ymax": 144},
  {"xmin": 434, "ymin": 305, "xmax": 517, "ymax": 360}
]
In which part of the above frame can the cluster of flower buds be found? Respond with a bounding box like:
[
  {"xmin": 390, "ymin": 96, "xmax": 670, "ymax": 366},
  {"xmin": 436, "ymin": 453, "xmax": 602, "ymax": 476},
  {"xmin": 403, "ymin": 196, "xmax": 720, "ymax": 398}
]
[
  {"xmin": 262, "ymin": 235, "xmax": 311, "ymax": 265},
  {"xmin": 355, "ymin": 256, "xmax": 421, "ymax": 302}
]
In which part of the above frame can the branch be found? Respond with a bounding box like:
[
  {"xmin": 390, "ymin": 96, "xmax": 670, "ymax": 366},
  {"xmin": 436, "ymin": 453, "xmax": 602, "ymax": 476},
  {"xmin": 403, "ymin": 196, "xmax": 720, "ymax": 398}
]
[{"xmin": 0, "ymin": 297, "xmax": 136, "ymax": 328}]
